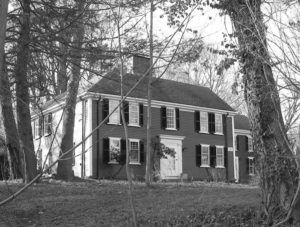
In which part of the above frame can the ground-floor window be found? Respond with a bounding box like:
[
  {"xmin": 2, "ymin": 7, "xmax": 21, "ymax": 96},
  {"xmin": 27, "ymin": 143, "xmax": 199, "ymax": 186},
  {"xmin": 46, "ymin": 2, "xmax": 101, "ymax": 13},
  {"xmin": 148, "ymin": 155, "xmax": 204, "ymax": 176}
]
[
  {"xmin": 109, "ymin": 137, "xmax": 121, "ymax": 163},
  {"xmin": 201, "ymin": 145, "xmax": 210, "ymax": 167},
  {"xmin": 129, "ymin": 139, "xmax": 140, "ymax": 164},
  {"xmin": 216, "ymin": 146, "xmax": 224, "ymax": 167},
  {"xmin": 248, "ymin": 157, "xmax": 255, "ymax": 175}
]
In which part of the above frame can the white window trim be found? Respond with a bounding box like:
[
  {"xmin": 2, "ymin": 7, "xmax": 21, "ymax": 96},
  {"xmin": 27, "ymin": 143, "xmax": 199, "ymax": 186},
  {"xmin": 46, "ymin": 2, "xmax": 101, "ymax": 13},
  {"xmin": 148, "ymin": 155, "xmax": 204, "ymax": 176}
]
[
  {"xmin": 34, "ymin": 118, "xmax": 41, "ymax": 139},
  {"xmin": 200, "ymin": 144, "xmax": 210, "ymax": 167},
  {"xmin": 108, "ymin": 100, "xmax": 121, "ymax": 125},
  {"xmin": 108, "ymin": 137, "xmax": 121, "ymax": 164},
  {"xmin": 166, "ymin": 107, "xmax": 176, "ymax": 130},
  {"xmin": 248, "ymin": 157, "xmax": 255, "ymax": 175},
  {"xmin": 215, "ymin": 145, "xmax": 225, "ymax": 168},
  {"xmin": 248, "ymin": 136, "xmax": 253, "ymax": 152},
  {"xmin": 128, "ymin": 102, "xmax": 140, "ymax": 127},
  {"xmin": 199, "ymin": 111, "xmax": 208, "ymax": 133},
  {"xmin": 129, "ymin": 138, "xmax": 141, "ymax": 165},
  {"xmin": 215, "ymin": 113, "xmax": 223, "ymax": 135}
]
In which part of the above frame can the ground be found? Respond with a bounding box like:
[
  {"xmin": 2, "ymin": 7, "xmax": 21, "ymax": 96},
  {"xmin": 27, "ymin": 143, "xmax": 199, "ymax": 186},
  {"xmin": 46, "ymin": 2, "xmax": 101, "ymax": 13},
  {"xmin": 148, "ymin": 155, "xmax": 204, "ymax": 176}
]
[{"xmin": 0, "ymin": 179, "xmax": 260, "ymax": 226}]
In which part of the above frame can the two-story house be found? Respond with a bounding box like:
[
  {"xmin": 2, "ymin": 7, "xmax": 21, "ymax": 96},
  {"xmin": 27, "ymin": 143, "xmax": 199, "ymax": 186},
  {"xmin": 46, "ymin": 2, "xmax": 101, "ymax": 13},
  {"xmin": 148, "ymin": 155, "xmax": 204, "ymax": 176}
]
[{"xmin": 32, "ymin": 55, "xmax": 254, "ymax": 182}]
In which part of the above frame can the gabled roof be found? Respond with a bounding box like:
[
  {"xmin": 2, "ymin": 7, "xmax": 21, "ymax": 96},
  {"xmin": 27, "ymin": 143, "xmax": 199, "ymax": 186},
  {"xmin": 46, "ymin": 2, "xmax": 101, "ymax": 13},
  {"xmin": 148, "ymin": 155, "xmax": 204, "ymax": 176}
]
[
  {"xmin": 87, "ymin": 70, "xmax": 235, "ymax": 112},
  {"xmin": 234, "ymin": 114, "xmax": 250, "ymax": 131}
]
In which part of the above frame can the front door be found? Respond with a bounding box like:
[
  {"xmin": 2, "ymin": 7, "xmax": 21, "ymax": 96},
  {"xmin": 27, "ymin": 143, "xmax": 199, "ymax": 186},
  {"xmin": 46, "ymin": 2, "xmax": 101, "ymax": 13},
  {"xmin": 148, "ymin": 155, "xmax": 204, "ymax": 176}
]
[{"xmin": 160, "ymin": 135, "xmax": 184, "ymax": 179}]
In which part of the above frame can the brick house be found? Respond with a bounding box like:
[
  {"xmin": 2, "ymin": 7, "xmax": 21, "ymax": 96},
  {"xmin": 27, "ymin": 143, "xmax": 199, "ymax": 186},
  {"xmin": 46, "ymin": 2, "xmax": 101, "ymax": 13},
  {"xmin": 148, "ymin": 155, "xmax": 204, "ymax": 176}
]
[{"xmin": 32, "ymin": 55, "xmax": 254, "ymax": 182}]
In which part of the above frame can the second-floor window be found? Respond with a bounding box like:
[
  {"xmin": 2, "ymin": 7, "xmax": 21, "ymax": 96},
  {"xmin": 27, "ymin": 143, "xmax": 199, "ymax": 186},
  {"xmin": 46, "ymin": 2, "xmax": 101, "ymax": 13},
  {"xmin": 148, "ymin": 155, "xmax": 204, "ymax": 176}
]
[
  {"xmin": 215, "ymin": 114, "xmax": 223, "ymax": 134},
  {"xmin": 109, "ymin": 100, "xmax": 120, "ymax": 124},
  {"xmin": 129, "ymin": 102, "xmax": 139, "ymax": 126},
  {"xmin": 200, "ymin": 112, "xmax": 208, "ymax": 133},
  {"xmin": 103, "ymin": 99, "xmax": 143, "ymax": 127},
  {"xmin": 166, "ymin": 107, "xmax": 175, "ymax": 129},
  {"xmin": 161, "ymin": 106, "xmax": 179, "ymax": 130}
]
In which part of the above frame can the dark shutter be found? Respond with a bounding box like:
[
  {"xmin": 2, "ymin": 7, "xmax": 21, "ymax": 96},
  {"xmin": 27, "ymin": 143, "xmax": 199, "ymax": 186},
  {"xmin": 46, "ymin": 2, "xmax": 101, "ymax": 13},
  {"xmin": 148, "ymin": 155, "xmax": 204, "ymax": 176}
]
[
  {"xmin": 120, "ymin": 139, "xmax": 126, "ymax": 165},
  {"xmin": 123, "ymin": 101, "xmax": 129, "ymax": 124},
  {"xmin": 236, "ymin": 136, "xmax": 240, "ymax": 150},
  {"xmin": 224, "ymin": 147, "xmax": 228, "ymax": 168},
  {"xmin": 246, "ymin": 158, "xmax": 249, "ymax": 174},
  {"xmin": 39, "ymin": 117, "xmax": 43, "ymax": 136},
  {"xmin": 161, "ymin": 106, "xmax": 167, "ymax": 130},
  {"xmin": 208, "ymin": 113, "xmax": 215, "ymax": 134},
  {"xmin": 103, "ymin": 138, "xmax": 110, "ymax": 163},
  {"xmin": 210, "ymin": 146, "xmax": 216, "ymax": 167},
  {"xmin": 245, "ymin": 136, "xmax": 249, "ymax": 151},
  {"xmin": 140, "ymin": 141, "xmax": 144, "ymax": 163},
  {"xmin": 195, "ymin": 111, "xmax": 200, "ymax": 132},
  {"xmin": 139, "ymin": 103, "xmax": 143, "ymax": 126},
  {"xmin": 175, "ymin": 108, "xmax": 180, "ymax": 130},
  {"xmin": 47, "ymin": 114, "xmax": 52, "ymax": 134},
  {"xmin": 102, "ymin": 99, "xmax": 109, "ymax": 122},
  {"xmin": 222, "ymin": 114, "xmax": 226, "ymax": 134},
  {"xmin": 196, "ymin": 145, "xmax": 202, "ymax": 166}
]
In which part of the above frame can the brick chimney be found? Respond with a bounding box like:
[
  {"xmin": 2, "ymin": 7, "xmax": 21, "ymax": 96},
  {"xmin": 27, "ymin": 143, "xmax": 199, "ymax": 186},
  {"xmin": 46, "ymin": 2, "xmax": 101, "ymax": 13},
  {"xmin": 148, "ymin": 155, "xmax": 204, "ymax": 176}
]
[{"xmin": 132, "ymin": 55, "xmax": 150, "ymax": 75}]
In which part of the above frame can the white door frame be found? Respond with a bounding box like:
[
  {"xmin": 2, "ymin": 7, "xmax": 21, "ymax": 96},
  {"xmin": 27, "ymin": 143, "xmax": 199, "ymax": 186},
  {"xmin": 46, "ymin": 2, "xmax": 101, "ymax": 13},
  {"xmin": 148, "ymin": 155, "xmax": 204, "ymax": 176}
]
[
  {"xmin": 159, "ymin": 135, "xmax": 185, "ymax": 179},
  {"xmin": 234, "ymin": 156, "xmax": 239, "ymax": 182}
]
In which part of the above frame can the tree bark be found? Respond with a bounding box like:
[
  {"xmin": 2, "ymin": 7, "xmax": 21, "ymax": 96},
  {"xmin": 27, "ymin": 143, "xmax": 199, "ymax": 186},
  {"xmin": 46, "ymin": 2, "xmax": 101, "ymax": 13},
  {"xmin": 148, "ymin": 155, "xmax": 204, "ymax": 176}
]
[
  {"xmin": 145, "ymin": 0, "xmax": 154, "ymax": 186},
  {"xmin": 0, "ymin": 0, "xmax": 24, "ymax": 180},
  {"xmin": 218, "ymin": 0, "xmax": 300, "ymax": 224},
  {"xmin": 15, "ymin": 0, "xmax": 37, "ymax": 183},
  {"xmin": 56, "ymin": 0, "xmax": 85, "ymax": 181}
]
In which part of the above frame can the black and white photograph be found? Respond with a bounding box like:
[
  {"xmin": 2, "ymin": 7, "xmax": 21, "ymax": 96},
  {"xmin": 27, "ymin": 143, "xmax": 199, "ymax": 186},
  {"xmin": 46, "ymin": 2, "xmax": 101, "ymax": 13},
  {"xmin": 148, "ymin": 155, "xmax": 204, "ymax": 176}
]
[{"xmin": 0, "ymin": 0, "xmax": 300, "ymax": 226}]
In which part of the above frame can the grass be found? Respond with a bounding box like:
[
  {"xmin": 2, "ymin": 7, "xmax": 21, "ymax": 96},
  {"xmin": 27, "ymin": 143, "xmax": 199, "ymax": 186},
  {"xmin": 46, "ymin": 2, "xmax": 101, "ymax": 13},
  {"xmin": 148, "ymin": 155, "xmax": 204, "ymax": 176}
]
[{"xmin": 0, "ymin": 179, "xmax": 260, "ymax": 226}]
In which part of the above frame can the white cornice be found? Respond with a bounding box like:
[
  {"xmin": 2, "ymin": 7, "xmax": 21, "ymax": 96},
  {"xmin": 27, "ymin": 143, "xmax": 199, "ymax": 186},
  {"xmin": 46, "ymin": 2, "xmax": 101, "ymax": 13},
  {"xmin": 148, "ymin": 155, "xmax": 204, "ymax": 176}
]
[
  {"xmin": 31, "ymin": 91, "xmax": 237, "ymax": 119},
  {"xmin": 95, "ymin": 92, "xmax": 237, "ymax": 115}
]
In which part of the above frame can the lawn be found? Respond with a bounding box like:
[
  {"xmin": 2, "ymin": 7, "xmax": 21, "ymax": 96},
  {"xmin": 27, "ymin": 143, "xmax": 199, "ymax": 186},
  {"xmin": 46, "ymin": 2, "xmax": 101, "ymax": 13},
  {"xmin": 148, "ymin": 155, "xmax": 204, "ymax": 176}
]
[{"xmin": 0, "ymin": 180, "xmax": 260, "ymax": 226}]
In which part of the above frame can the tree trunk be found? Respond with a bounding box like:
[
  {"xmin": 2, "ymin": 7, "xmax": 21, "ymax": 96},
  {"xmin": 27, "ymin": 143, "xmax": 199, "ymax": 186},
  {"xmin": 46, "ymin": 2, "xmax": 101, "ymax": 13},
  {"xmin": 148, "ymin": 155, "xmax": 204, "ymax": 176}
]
[
  {"xmin": 0, "ymin": 0, "xmax": 24, "ymax": 180},
  {"xmin": 56, "ymin": 0, "xmax": 85, "ymax": 181},
  {"xmin": 219, "ymin": 0, "xmax": 300, "ymax": 224},
  {"xmin": 145, "ymin": 0, "xmax": 154, "ymax": 186},
  {"xmin": 15, "ymin": 0, "xmax": 37, "ymax": 183},
  {"xmin": 0, "ymin": 71, "xmax": 24, "ymax": 180}
]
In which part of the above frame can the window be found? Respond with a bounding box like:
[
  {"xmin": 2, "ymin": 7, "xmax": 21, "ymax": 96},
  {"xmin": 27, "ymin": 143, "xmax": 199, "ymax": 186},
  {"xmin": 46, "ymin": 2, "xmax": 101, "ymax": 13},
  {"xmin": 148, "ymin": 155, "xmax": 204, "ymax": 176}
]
[
  {"xmin": 109, "ymin": 100, "xmax": 120, "ymax": 124},
  {"xmin": 200, "ymin": 112, "xmax": 208, "ymax": 133},
  {"xmin": 129, "ymin": 139, "xmax": 140, "ymax": 164},
  {"xmin": 166, "ymin": 107, "xmax": 176, "ymax": 129},
  {"xmin": 248, "ymin": 157, "xmax": 255, "ymax": 175},
  {"xmin": 109, "ymin": 137, "xmax": 121, "ymax": 163},
  {"xmin": 129, "ymin": 102, "xmax": 139, "ymax": 126},
  {"xmin": 248, "ymin": 136, "xmax": 253, "ymax": 152},
  {"xmin": 216, "ymin": 146, "xmax": 224, "ymax": 167},
  {"xmin": 34, "ymin": 118, "xmax": 42, "ymax": 138},
  {"xmin": 44, "ymin": 114, "xmax": 52, "ymax": 135},
  {"xmin": 215, "ymin": 114, "xmax": 223, "ymax": 134},
  {"xmin": 201, "ymin": 145, "xmax": 210, "ymax": 166}
]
